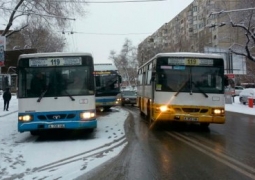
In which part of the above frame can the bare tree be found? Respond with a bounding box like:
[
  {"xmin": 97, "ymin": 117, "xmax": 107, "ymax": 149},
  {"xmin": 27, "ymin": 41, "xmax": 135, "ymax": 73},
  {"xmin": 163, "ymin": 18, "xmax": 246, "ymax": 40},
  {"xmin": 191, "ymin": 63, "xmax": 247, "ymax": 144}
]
[
  {"xmin": 109, "ymin": 39, "xmax": 138, "ymax": 87},
  {"xmin": 212, "ymin": 0, "xmax": 255, "ymax": 62},
  {"xmin": 7, "ymin": 20, "xmax": 65, "ymax": 52},
  {"xmin": 0, "ymin": 0, "xmax": 87, "ymax": 37}
]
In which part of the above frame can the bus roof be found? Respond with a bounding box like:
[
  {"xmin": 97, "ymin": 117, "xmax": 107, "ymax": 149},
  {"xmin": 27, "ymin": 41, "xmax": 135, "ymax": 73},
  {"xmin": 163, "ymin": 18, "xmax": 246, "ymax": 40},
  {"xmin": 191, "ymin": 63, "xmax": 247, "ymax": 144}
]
[
  {"xmin": 139, "ymin": 52, "xmax": 224, "ymax": 68},
  {"xmin": 94, "ymin": 63, "xmax": 117, "ymax": 71},
  {"xmin": 19, "ymin": 52, "xmax": 92, "ymax": 59}
]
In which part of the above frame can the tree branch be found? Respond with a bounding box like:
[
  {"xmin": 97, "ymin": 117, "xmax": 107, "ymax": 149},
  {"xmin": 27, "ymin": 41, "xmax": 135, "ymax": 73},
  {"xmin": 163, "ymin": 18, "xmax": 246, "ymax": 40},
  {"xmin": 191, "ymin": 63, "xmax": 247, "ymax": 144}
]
[
  {"xmin": 1, "ymin": 0, "xmax": 25, "ymax": 36},
  {"xmin": 6, "ymin": 24, "xmax": 28, "ymax": 38}
]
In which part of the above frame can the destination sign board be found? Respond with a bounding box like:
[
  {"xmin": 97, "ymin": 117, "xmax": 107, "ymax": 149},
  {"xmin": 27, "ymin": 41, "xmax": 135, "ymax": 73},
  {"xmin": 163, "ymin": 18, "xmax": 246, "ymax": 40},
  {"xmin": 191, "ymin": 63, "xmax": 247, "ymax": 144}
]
[
  {"xmin": 29, "ymin": 57, "xmax": 82, "ymax": 67},
  {"xmin": 167, "ymin": 58, "xmax": 213, "ymax": 66}
]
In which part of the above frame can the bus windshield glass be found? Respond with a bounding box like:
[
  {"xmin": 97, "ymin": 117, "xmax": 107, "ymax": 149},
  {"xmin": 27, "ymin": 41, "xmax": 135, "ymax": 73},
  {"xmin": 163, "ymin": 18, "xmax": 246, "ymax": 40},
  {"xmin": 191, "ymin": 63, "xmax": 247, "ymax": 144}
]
[
  {"xmin": 95, "ymin": 72, "xmax": 120, "ymax": 96},
  {"xmin": 18, "ymin": 57, "xmax": 94, "ymax": 98},
  {"xmin": 155, "ymin": 57, "xmax": 224, "ymax": 94}
]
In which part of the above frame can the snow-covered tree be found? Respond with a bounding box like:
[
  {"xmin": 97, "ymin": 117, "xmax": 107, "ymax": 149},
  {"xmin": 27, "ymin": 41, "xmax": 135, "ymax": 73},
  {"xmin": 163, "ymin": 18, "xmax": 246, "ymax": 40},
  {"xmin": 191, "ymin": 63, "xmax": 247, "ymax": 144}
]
[
  {"xmin": 0, "ymin": 0, "xmax": 87, "ymax": 37},
  {"xmin": 213, "ymin": 0, "xmax": 255, "ymax": 62},
  {"xmin": 109, "ymin": 39, "xmax": 138, "ymax": 87}
]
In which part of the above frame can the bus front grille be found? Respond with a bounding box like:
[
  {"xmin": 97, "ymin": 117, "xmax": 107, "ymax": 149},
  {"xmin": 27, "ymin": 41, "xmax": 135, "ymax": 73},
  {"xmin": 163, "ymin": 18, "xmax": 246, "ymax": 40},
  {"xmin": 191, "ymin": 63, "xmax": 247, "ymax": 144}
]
[{"xmin": 181, "ymin": 108, "xmax": 208, "ymax": 113}]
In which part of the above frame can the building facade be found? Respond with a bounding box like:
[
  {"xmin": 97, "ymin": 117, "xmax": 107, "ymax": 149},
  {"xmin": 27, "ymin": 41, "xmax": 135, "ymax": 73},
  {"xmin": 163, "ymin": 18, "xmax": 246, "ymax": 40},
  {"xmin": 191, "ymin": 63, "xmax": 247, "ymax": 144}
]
[{"xmin": 137, "ymin": 0, "xmax": 249, "ymax": 78}]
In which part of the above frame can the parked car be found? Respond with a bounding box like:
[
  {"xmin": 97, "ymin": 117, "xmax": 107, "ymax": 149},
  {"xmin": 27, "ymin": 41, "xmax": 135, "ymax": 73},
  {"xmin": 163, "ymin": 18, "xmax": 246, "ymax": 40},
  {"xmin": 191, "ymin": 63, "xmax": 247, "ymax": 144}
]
[
  {"xmin": 120, "ymin": 90, "xmax": 137, "ymax": 106},
  {"xmin": 239, "ymin": 88, "xmax": 255, "ymax": 105},
  {"xmin": 234, "ymin": 86, "xmax": 245, "ymax": 96}
]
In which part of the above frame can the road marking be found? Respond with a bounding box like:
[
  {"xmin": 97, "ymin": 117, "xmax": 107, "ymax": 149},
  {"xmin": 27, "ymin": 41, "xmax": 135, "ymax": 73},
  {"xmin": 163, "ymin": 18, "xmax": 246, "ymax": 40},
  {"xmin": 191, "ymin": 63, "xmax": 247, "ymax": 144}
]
[{"xmin": 166, "ymin": 132, "xmax": 255, "ymax": 179}]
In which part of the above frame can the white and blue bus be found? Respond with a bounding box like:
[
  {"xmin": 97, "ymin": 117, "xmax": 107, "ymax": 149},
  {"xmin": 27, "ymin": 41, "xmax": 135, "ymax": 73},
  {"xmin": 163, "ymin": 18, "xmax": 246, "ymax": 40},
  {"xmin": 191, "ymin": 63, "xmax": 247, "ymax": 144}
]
[
  {"xmin": 94, "ymin": 63, "xmax": 122, "ymax": 111},
  {"xmin": 137, "ymin": 52, "xmax": 228, "ymax": 128},
  {"xmin": 17, "ymin": 52, "xmax": 97, "ymax": 135}
]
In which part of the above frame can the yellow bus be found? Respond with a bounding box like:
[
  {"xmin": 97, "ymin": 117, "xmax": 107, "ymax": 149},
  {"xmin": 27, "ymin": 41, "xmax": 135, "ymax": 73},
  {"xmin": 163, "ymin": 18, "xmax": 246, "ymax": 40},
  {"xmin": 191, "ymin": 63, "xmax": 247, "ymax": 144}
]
[{"xmin": 137, "ymin": 52, "xmax": 228, "ymax": 128}]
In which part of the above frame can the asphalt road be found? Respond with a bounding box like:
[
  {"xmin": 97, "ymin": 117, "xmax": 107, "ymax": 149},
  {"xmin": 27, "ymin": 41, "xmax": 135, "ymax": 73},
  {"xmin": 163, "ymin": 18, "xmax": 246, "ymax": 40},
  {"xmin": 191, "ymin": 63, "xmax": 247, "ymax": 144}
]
[{"xmin": 76, "ymin": 107, "xmax": 255, "ymax": 180}]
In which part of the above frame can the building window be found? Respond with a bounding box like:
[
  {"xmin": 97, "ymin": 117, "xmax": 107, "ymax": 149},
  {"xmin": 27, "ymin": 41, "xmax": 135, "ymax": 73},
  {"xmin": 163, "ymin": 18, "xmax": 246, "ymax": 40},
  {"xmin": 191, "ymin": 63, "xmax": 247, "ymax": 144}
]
[
  {"xmin": 214, "ymin": 35, "xmax": 217, "ymax": 39},
  {"xmin": 193, "ymin": 6, "xmax": 197, "ymax": 12},
  {"xmin": 199, "ymin": 23, "xmax": 204, "ymax": 29}
]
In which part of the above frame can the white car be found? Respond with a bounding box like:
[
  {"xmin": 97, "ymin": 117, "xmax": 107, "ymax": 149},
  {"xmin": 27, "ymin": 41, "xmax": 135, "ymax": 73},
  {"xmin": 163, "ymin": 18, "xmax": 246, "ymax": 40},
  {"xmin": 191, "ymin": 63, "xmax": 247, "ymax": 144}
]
[
  {"xmin": 234, "ymin": 86, "xmax": 245, "ymax": 96},
  {"xmin": 239, "ymin": 88, "xmax": 255, "ymax": 105}
]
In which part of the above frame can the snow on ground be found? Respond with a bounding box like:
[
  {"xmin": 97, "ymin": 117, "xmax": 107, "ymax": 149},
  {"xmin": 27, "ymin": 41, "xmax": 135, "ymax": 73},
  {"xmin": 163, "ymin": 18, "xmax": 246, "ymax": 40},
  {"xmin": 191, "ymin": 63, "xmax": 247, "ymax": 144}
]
[
  {"xmin": 0, "ymin": 95, "xmax": 254, "ymax": 180},
  {"xmin": 0, "ymin": 95, "xmax": 128, "ymax": 180}
]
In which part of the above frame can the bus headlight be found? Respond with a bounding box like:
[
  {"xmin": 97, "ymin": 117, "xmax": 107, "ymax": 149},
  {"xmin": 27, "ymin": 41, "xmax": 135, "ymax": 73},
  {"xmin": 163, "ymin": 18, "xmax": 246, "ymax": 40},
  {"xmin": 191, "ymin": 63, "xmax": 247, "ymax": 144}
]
[
  {"xmin": 155, "ymin": 105, "xmax": 174, "ymax": 113},
  {"xmin": 18, "ymin": 115, "xmax": 33, "ymax": 122},
  {"xmin": 116, "ymin": 98, "xmax": 121, "ymax": 104},
  {"xmin": 159, "ymin": 106, "xmax": 168, "ymax": 112},
  {"xmin": 80, "ymin": 112, "xmax": 96, "ymax": 120},
  {"xmin": 212, "ymin": 108, "xmax": 225, "ymax": 115}
]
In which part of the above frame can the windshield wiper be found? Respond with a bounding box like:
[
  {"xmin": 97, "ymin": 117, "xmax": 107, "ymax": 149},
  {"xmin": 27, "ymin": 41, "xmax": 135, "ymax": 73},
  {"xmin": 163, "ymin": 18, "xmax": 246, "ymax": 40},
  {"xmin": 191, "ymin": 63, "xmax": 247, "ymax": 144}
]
[
  {"xmin": 37, "ymin": 89, "xmax": 48, "ymax": 102},
  {"xmin": 192, "ymin": 81, "xmax": 208, "ymax": 98},
  {"xmin": 64, "ymin": 90, "xmax": 75, "ymax": 101},
  {"xmin": 174, "ymin": 79, "xmax": 189, "ymax": 97}
]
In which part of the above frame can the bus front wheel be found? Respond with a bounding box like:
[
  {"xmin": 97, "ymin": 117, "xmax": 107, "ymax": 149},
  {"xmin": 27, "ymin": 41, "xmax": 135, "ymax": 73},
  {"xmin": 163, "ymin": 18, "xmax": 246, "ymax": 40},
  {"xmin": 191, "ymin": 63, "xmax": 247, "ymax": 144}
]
[
  {"xmin": 147, "ymin": 103, "xmax": 153, "ymax": 126},
  {"xmin": 30, "ymin": 130, "xmax": 40, "ymax": 136},
  {"xmin": 200, "ymin": 123, "xmax": 210, "ymax": 128},
  {"xmin": 86, "ymin": 128, "xmax": 95, "ymax": 133}
]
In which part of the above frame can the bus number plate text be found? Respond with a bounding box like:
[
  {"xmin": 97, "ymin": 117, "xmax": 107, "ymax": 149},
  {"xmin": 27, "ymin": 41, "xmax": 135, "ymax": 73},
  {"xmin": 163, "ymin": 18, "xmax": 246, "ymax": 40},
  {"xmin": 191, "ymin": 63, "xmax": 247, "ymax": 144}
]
[
  {"xmin": 48, "ymin": 124, "xmax": 65, "ymax": 128},
  {"xmin": 183, "ymin": 117, "xmax": 198, "ymax": 121}
]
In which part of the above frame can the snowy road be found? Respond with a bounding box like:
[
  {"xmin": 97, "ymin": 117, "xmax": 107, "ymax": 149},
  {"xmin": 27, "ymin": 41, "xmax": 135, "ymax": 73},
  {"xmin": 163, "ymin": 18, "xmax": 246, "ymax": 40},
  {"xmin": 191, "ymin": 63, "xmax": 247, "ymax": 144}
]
[{"xmin": 0, "ymin": 96, "xmax": 129, "ymax": 180}]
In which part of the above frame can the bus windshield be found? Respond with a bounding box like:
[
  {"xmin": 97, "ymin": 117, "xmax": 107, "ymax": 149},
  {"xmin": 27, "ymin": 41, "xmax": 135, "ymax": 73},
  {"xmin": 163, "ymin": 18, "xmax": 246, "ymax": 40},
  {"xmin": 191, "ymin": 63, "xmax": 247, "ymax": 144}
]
[
  {"xmin": 95, "ymin": 73, "xmax": 120, "ymax": 96},
  {"xmin": 155, "ymin": 57, "xmax": 224, "ymax": 94},
  {"xmin": 18, "ymin": 66, "xmax": 94, "ymax": 98}
]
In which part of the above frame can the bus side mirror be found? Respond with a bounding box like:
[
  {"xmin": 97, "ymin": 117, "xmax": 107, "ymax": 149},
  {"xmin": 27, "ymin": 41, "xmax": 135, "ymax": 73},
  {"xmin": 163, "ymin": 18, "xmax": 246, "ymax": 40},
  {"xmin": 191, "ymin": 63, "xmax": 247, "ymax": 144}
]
[{"xmin": 224, "ymin": 75, "xmax": 229, "ymax": 86}]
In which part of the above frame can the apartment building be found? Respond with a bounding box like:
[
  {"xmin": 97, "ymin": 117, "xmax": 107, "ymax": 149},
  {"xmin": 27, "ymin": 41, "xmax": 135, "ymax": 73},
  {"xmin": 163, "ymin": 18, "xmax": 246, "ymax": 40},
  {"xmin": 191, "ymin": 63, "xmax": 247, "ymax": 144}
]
[{"xmin": 137, "ymin": 0, "xmax": 248, "ymax": 77}]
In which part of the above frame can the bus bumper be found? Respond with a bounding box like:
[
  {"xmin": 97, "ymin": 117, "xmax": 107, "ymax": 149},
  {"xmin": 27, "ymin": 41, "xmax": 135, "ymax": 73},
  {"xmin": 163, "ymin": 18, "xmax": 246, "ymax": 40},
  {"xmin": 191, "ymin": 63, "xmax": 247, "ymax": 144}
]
[
  {"xmin": 153, "ymin": 113, "xmax": 225, "ymax": 124},
  {"xmin": 18, "ymin": 119, "xmax": 97, "ymax": 133}
]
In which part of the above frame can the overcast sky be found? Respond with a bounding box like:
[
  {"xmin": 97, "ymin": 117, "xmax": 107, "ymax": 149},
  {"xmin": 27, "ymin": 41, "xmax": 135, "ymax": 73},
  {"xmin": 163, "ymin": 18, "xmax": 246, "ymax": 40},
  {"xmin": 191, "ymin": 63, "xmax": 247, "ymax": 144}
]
[{"xmin": 64, "ymin": 0, "xmax": 193, "ymax": 63}]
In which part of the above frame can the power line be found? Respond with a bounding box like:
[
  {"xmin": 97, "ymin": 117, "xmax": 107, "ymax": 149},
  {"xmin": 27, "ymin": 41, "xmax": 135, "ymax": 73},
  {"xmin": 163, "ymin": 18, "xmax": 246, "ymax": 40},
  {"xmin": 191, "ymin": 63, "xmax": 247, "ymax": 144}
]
[
  {"xmin": 53, "ymin": 0, "xmax": 166, "ymax": 3},
  {"xmin": 0, "ymin": 7, "xmax": 75, "ymax": 20},
  {"xmin": 210, "ymin": 7, "xmax": 255, "ymax": 16},
  {"xmin": 60, "ymin": 31, "xmax": 152, "ymax": 35}
]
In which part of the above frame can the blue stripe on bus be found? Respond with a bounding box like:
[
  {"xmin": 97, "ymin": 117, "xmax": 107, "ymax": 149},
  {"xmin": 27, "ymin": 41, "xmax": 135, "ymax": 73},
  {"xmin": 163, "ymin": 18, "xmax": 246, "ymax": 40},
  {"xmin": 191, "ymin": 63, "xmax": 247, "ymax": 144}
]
[
  {"xmin": 18, "ymin": 110, "xmax": 97, "ymax": 132},
  {"xmin": 96, "ymin": 98, "xmax": 116, "ymax": 103}
]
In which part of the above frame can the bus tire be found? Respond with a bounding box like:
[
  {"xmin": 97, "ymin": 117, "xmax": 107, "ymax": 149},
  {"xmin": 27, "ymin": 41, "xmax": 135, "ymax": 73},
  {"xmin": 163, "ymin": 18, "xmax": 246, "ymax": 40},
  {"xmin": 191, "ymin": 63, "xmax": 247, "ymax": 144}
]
[
  {"xmin": 86, "ymin": 128, "xmax": 94, "ymax": 133},
  {"xmin": 200, "ymin": 123, "xmax": 210, "ymax": 128},
  {"xmin": 140, "ymin": 109, "xmax": 145, "ymax": 117},
  {"xmin": 147, "ymin": 102, "xmax": 153, "ymax": 125},
  {"xmin": 104, "ymin": 107, "xmax": 111, "ymax": 111},
  {"xmin": 139, "ymin": 104, "xmax": 144, "ymax": 117},
  {"xmin": 30, "ymin": 130, "xmax": 40, "ymax": 136}
]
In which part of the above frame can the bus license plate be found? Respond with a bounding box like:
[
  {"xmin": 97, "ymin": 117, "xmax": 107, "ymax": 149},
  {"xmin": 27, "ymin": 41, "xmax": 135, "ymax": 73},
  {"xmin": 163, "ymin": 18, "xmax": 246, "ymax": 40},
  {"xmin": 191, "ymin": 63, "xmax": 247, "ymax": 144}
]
[
  {"xmin": 184, "ymin": 117, "xmax": 198, "ymax": 121},
  {"xmin": 48, "ymin": 124, "xmax": 65, "ymax": 128}
]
